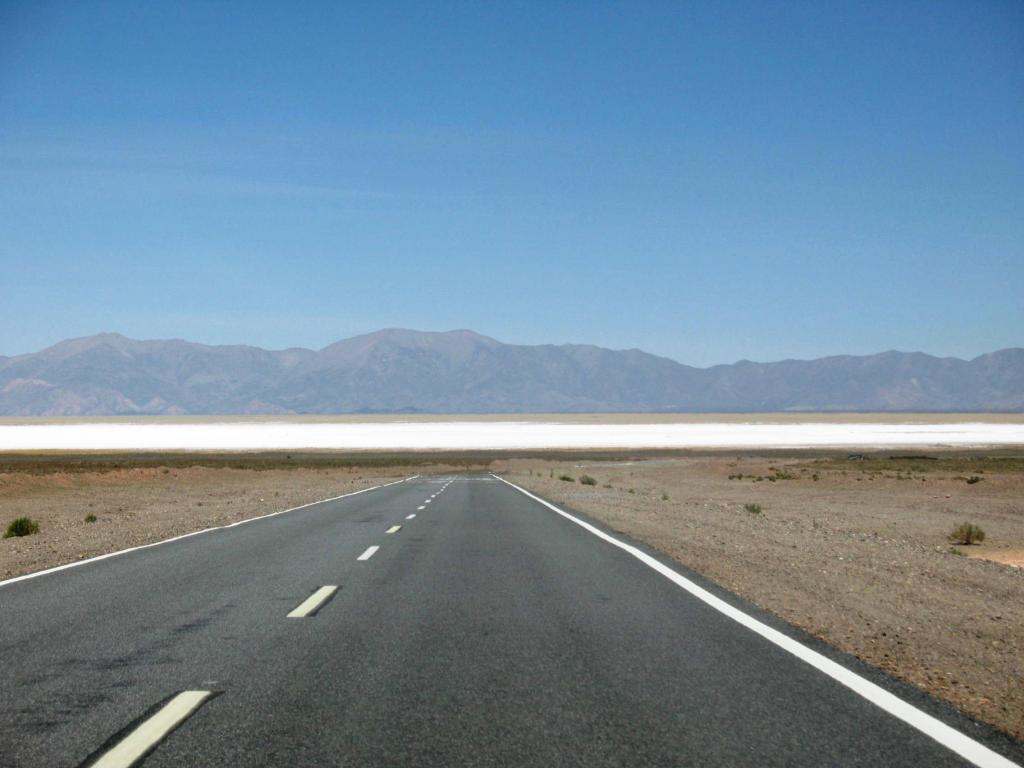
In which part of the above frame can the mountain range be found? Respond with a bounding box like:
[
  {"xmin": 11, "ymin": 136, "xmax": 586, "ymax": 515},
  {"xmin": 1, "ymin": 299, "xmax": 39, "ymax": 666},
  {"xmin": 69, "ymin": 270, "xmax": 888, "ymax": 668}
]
[{"xmin": 0, "ymin": 330, "xmax": 1020, "ymax": 415}]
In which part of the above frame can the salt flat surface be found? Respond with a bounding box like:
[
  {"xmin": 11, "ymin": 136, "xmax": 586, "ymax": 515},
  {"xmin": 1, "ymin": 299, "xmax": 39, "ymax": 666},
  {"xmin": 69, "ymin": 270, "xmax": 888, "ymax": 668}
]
[{"xmin": 0, "ymin": 421, "xmax": 1021, "ymax": 451}]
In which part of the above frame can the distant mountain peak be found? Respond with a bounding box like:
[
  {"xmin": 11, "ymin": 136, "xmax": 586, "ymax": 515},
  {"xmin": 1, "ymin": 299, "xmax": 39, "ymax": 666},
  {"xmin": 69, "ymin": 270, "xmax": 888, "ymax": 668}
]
[
  {"xmin": 0, "ymin": 331, "xmax": 1020, "ymax": 415},
  {"xmin": 316, "ymin": 328, "xmax": 502, "ymax": 366},
  {"xmin": 325, "ymin": 327, "xmax": 500, "ymax": 347}
]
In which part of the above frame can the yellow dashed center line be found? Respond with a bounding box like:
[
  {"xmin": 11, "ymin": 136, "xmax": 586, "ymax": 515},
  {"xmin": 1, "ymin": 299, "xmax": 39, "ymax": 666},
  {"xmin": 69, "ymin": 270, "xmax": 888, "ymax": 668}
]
[
  {"xmin": 91, "ymin": 690, "xmax": 213, "ymax": 768},
  {"xmin": 287, "ymin": 586, "xmax": 338, "ymax": 618}
]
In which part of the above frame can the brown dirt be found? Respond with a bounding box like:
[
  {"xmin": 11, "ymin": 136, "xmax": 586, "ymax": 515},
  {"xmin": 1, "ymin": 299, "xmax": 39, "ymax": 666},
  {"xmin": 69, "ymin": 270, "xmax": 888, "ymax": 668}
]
[
  {"xmin": 498, "ymin": 454, "xmax": 1024, "ymax": 740},
  {"xmin": 0, "ymin": 464, "xmax": 412, "ymax": 579},
  {"xmin": 970, "ymin": 548, "xmax": 1024, "ymax": 569}
]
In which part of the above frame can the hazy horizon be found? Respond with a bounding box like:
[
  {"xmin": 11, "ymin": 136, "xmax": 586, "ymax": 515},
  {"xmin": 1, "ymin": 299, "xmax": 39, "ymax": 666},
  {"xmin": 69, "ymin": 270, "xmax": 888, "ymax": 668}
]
[
  {"xmin": 2, "ymin": 328, "xmax": 1020, "ymax": 415},
  {"xmin": 2, "ymin": 327, "xmax": 1021, "ymax": 369}
]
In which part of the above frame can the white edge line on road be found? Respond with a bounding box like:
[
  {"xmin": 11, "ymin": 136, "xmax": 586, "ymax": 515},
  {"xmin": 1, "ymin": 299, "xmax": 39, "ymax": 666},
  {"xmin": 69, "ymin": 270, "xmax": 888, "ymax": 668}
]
[
  {"xmin": 287, "ymin": 585, "xmax": 338, "ymax": 618},
  {"xmin": 357, "ymin": 545, "xmax": 379, "ymax": 561},
  {"xmin": 0, "ymin": 475, "xmax": 419, "ymax": 589},
  {"xmin": 91, "ymin": 690, "xmax": 212, "ymax": 768},
  {"xmin": 491, "ymin": 473, "xmax": 1020, "ymax": 768}
]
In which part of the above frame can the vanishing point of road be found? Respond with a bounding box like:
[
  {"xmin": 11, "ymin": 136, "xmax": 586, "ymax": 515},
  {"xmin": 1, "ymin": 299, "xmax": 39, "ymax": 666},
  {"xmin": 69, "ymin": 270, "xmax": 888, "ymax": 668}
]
[{"xmin": 1, "ymin": 475, "xmax": 1022, "ymax": 767}]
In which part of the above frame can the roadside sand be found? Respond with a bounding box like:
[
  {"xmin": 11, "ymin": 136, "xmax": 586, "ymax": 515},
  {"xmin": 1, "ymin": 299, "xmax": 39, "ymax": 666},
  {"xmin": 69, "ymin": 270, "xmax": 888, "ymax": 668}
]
[
  {"xmin": 499, "ymin": 455, "xmax": 1024, "ymax": 740},
  {"xmin": 0, "ymin": 465, "xmax": 409, "ymax": 580}
]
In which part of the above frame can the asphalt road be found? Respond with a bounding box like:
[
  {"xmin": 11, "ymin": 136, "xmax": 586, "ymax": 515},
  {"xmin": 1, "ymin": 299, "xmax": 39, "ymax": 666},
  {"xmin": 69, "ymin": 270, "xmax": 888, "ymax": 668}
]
[{"xmin": 1, "ymin": 474, "xmax": 1021, "ymax": 767}]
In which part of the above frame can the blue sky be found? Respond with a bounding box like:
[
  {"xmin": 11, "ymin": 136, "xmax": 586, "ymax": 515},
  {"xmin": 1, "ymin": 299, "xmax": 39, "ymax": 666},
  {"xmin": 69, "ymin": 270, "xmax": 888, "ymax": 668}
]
[{"xmin": 1, "ymin": 1, "xmax": 1021, "ymax": 366}]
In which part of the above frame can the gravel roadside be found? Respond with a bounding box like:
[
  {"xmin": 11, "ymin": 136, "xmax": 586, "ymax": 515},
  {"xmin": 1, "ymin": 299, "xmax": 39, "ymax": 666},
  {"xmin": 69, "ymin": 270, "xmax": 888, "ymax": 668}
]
[
  {"xmin": 500, "ymin": 455, "xmax": 1024, "ymax": 741},
  {"xmin": 0, "ymin": 465, "xmax": 410, "ymax": 580}
]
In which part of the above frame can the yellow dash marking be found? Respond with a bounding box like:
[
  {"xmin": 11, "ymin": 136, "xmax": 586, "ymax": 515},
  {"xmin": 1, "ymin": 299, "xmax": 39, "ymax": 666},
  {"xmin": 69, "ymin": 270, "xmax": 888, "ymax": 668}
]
[
  {"xmin": 386, "ymin": 525, "xmax": 402, "ymax": 534},
  {"xmin": 287, "ymin": 586, "xmax": 338, "ymax": 618},
  {"xmin": 92, "ymin": 690, "xmax": 212, "ymax": 768}
]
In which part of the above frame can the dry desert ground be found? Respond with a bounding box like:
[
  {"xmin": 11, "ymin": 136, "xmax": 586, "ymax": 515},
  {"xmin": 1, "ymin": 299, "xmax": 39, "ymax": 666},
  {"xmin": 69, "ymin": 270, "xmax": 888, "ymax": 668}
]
[{"xmin": 1, "ymin": 450, "xmax": 1022, "ymax": 740}]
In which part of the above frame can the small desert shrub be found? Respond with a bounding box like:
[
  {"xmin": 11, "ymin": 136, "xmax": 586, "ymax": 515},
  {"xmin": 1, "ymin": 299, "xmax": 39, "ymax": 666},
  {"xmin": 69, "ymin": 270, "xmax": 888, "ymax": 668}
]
[
  {"xmin": 661, "ymin": 492, "xmax": 669, "ymax": 501},
  {"xmin": 4, "ymin": 517, "xmax": 39, "ymax": 538},
  {"xmin": 559, "ymin": 474, "xmax": 575, "ymax": 482},
  {"xmin": 628, "ymin": 488, "xmax": 635, "ymax": 494},
  {"xmin": 579, "ymin": 475, "xmax": 597, "ymax": 486},
  {"xmin": 965, "ymin": 476, "xmax": 982, "ymax": 484},
  {"xmin": 84, "ymin": 514, "xmax": 97, "ymax": 523},
  {"xmin": 948, "ymin": 522, "xmax": 985, "ymax": 545},
  {"xmin": 744, "ymin": 503, "xmax": 762, "ymax": 515}
]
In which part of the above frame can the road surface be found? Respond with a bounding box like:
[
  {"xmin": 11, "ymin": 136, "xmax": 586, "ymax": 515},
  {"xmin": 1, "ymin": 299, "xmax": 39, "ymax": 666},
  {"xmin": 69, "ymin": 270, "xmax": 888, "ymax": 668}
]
[{"xmin": 1, "ymin": 474, "xmax": 1021, "ymax": 767}]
